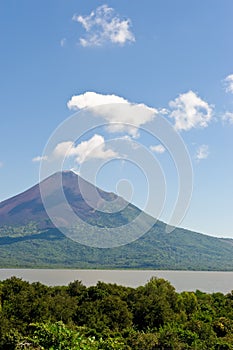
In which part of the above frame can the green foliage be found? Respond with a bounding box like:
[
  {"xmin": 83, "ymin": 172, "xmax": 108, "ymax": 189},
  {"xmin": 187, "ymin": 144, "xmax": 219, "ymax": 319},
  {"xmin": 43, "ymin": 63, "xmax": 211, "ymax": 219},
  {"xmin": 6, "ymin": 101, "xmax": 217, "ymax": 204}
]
[
  {"xmin": 126, "ymin": 330, "xmax": 159, "ymax": 350},
  {"xmin": 0, "ymin": 221, "xmax": 233, "ymax": 270},
  {"xmin": 0, "ymin": 277, "xmax": 233, "ymax": 349},
  {"xmin": 129, "ymin": 277, "xmax": 177, "ymax": 330},
  {"xmin": 26, "ymin": 321, "xmax": 98, "ymax": 350}
]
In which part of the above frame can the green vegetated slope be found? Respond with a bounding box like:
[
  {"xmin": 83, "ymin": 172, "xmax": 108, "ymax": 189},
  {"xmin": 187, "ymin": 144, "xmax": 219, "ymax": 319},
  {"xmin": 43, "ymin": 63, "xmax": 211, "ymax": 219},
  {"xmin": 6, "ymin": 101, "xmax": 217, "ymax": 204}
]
[
  {"xmin": 0, "ymin": 222, "xmax": 233, "ymax": 270},
  {"xmin": 0, "ymin": 171, "xmax": 232, "ymax": 270},
  {"xmin": 0, "ymin": 276, "xmax": 232, "ymax": 349}
]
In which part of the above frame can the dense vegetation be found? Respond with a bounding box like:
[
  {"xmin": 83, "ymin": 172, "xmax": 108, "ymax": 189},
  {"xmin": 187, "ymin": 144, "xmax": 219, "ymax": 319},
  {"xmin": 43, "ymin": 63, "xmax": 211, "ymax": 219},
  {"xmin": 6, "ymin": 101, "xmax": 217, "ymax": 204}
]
[
  {"xmin": 0, "ymin": 223, "xmax": 233, "ymax": 270},
  {"xmin": 0, "ymin": 276, "xmax": 232, "ymax": 349}
]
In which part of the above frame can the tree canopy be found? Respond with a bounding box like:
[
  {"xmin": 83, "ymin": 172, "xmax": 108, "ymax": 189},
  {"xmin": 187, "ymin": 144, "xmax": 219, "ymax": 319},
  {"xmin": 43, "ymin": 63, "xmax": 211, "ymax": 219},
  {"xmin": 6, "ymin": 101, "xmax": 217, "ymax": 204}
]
[{"xmin": 0, "ymin": 276, "xmax": 232, "ymax": 349}]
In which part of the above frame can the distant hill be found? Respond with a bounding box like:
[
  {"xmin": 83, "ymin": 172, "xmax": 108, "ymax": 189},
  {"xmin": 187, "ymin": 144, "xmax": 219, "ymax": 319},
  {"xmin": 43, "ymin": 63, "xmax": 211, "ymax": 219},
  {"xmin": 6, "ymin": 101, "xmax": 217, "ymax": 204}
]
[{"xmin": 0, "ymin": 171, "xmax": 232, "ymax": 270}]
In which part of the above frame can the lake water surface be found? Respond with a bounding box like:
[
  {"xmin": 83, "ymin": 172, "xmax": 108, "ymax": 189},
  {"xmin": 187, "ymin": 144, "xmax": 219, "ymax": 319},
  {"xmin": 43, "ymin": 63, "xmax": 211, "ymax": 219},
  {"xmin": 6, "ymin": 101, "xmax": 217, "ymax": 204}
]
[{"xmin": 0, "ymin": 269, "xmax": 233, "ymax": 294}]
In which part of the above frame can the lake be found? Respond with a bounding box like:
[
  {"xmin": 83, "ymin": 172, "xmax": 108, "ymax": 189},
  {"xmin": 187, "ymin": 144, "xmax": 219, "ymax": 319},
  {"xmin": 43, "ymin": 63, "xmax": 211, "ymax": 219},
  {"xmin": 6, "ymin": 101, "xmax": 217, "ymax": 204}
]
[{"xmin": 0, "ymin": 269, "xmax": 233, "ymax": 294}]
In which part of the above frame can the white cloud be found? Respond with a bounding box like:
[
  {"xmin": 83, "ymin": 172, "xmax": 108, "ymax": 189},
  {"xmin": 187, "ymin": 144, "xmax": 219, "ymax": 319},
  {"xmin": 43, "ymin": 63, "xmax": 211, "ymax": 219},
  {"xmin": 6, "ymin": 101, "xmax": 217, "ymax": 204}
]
[
  {"xmin": 150, "ymin": 144, "xmax": 166, "ymax": 154},
  {"xmin": 0, "ymin": 162, "xmax": 3, "ymax": 168},
  {"xmin": 73, "ymin": 4, "xmax": 135, "ymax": 47},
  {"xmin": 67, "ymin": 91, "xmax": 157, "ymax": 137},
  {"xmin": 68, "ymin": 91, "xmax": 127, "ymax": 109},
  {"xmin": 195, "ymin": 145, "xmax": 209, "ymax": 161},
  {"xmin": 60, "ymin": 38, "xmax": 66, "ymax": 47},
  {"xmin": 169, "ymin": 91, "xmax": 213, "ymax": 131},
  {"xmin": 32, "ymin": 156, "xmax": 48, "ymax": 162},
  {"xmin": 53, "ymin": 134, "xmax": 119, "ymax": 164},
  {"xmin": 222, "ymin": 111, "xmax": 233, "ymax": 124},
  {"xmin": 53, "ymin": 141, "xmax": 74, "ymax": 158},
  {"xmin": 224, "ymin": 74, "xmax": 233, "ymax": 94}
]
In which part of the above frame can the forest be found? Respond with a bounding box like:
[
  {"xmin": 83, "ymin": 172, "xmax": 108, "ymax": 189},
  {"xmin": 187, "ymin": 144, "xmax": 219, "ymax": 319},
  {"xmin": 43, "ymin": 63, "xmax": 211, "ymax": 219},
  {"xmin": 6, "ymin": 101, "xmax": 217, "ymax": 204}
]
[
  {"xmin": 0, "ymin": 276, "xmax": 232, "ymax": 349},
  {"xmin": 1, "ymin": 223, "xmax": 233, "ymax": 271}
]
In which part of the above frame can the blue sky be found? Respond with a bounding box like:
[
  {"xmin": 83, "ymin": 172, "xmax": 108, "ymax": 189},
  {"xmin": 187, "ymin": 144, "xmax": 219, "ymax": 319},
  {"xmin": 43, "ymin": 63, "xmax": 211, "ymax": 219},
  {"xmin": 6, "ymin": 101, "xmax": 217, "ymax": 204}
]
[{"xmin": 0, "ymin": 0, "xmax": 233, "ymax": 238}]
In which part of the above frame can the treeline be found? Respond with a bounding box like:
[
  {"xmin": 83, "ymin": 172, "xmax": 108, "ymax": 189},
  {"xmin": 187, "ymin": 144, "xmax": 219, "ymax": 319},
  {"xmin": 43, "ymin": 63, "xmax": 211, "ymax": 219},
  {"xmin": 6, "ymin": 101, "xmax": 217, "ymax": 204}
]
[{"xmin": 0, "ymin": 277, "xmax": 232, "ymax": 349}]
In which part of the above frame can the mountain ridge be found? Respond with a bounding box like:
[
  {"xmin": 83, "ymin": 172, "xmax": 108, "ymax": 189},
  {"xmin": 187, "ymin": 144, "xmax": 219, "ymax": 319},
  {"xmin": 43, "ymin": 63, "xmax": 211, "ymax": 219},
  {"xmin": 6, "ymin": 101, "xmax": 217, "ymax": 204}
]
[{"xmin": 0, "ymin": 171, "xmax": 232, "ymax": 270}]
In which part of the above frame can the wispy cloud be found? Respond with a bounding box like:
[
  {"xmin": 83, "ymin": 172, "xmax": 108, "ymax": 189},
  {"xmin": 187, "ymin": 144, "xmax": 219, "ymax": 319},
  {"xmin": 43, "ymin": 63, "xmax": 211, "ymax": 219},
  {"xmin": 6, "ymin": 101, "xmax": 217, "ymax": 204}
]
[
  {"xmin": 222, "ymin": 111, "xmax": 233, "ymax": 124},
  {"xmin": 32, "ymin": 156, "xmax": 48, "ymax": 163},
  {"xmin": 150, "ymin": 144, "xmax": 166, "ymax": 154},
  {"xmin": 60, "ymin": 38, "xmax": 67, "ymax": 47},
  {"xmin": 224, "ymin": 74, "xmax": 233, "ymax": 94},
  {"xmin": 195, "ymin": 145, "xmax": 209, "ymax": 161},
  {"xmin": 53, "ymin": 134, "xmax": 119, "ymax": 164},
  {"xmin": 169, "ymin": 91, "xmax": 213, "ymax": 131},
  {"xmin": 73, "ymin": 4, "xmax": 135, "ymax": 47},
  {"xmin": 0, "ymin": 162, "xmax": 3, "ymax": 168},
  {"xmin": 67, "ymin": 91, "xmax": 157, "ymax": 137}
]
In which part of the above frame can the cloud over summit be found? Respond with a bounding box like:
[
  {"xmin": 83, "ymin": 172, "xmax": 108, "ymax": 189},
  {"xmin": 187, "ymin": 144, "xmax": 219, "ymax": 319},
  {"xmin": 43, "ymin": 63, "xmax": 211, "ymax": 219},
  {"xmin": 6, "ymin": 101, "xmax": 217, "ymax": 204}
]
[{"xmin": 53, "ymin": 134, "xmax": 118, "ymax": 164}]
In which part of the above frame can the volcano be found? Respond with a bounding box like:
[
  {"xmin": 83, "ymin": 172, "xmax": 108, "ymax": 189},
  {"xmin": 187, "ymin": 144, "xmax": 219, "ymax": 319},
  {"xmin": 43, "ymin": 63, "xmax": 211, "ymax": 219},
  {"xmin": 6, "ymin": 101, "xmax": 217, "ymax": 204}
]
[{"xmin": 0, "ymin": 171, "xmax": 232, "ymax": 270}]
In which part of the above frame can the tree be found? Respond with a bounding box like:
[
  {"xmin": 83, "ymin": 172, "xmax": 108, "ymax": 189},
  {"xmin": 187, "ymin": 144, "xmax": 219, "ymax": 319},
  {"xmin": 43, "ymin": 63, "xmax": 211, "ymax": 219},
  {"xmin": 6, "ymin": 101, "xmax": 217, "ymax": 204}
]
[{"xmin": 130, "ymin": 277, "xmax": 178, "ymax": 330}]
